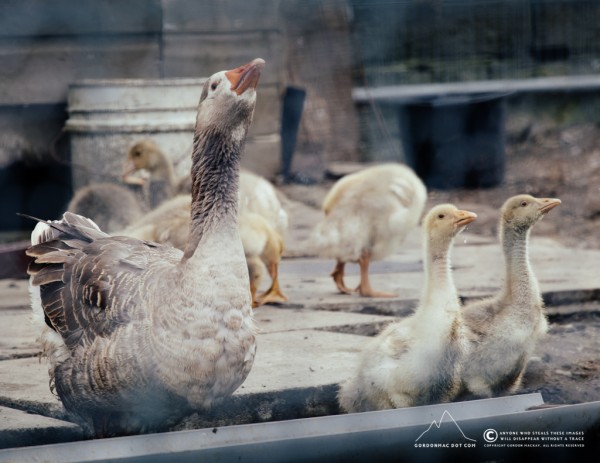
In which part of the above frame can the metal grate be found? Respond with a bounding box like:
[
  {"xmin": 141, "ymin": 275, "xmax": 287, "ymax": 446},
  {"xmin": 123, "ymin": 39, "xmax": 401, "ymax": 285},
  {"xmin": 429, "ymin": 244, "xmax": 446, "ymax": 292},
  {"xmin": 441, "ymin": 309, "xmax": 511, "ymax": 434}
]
[{"xmin": 349, "ymin": 0, "xmax": 600, "ymax": 87}]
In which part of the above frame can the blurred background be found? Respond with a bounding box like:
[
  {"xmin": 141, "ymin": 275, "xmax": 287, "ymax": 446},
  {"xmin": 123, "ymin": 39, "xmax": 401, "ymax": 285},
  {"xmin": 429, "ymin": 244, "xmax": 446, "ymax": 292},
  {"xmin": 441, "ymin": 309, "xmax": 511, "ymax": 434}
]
[{"xmin": 1, "ymin": 0, "xmax": 599, "ymax": 247}]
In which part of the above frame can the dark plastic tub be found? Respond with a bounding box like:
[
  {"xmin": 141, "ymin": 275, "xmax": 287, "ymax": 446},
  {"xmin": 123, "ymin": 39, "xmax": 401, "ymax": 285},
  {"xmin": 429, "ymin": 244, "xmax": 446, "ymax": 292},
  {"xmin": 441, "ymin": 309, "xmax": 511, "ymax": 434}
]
[{"xmin": 399, "ymin": 92, "xmax": 507, "ymax": 189}]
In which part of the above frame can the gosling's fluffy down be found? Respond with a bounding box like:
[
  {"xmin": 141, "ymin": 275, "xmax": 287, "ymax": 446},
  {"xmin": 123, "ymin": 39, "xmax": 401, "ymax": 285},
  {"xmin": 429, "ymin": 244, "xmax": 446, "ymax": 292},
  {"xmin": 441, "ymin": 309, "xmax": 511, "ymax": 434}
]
[
  {"xmin": 239, "ymin": 212, "xmax": 287, "ymax": 307},
  {"xmin": 238, "ymin": 169, "xmax": 289, "ymax": 237},
  {"xmin": 67, "ymin": 183, "xmax": 145, "ymax": 233},
  {"xmin": 119, "ymin": 194, "xmax": 191, "ymax": 250},
  {"xmin": 313, "ymin": 163, "xmax": 426, "ymax": 263},
  {"xmin": 312, "ymin": 163, "xmax": 426, "ymax": 297},
  {"xmin": 338, "ymin": 204, "xmax": 476, "ymax": 412},
  {"xmin": 460, "ymin": 194, "xmax": 561, "ymax": 398},
  {"xmin": 122, "ymin": 139, "xmax": 178, "ymax": 208}
]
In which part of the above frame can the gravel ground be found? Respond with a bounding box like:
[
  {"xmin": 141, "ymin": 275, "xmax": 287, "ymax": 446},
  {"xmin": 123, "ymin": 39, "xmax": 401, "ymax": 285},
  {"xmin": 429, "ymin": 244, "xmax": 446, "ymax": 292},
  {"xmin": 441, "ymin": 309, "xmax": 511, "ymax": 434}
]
[{"xmin": 426, "ymin": 122, "xmax": 600, "ymax": 250}]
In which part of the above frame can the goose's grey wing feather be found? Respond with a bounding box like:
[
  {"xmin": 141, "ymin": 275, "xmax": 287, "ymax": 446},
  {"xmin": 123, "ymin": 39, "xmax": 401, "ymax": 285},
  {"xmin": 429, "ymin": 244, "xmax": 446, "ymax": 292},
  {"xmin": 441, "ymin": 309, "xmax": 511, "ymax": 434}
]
[{"xmin": 27, "ymin": 212, "xmax": 180, "ymax": 350}]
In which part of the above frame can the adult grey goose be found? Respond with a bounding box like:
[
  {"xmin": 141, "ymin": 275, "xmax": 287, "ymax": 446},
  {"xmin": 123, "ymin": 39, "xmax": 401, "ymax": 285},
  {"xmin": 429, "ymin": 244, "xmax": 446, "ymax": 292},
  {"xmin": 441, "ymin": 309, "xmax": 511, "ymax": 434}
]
[{"xmin": 26, "ymin": 58, "xmax": 265, "ymax": 436}]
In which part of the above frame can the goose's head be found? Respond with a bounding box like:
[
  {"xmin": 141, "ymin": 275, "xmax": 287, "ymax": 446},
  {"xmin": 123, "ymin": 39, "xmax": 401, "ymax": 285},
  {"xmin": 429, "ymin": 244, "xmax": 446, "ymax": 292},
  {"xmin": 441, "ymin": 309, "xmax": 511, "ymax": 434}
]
[
  {"xmin": 195, "ymin": 58, "xmax": 265, "ymax": 140},
  {"xmin": 501, "ymin": 194, "xmax": 561, "ymax": 230},
  {"xmin": 424, "ymin": 204, "xmax": 478, "ymax": 246}
]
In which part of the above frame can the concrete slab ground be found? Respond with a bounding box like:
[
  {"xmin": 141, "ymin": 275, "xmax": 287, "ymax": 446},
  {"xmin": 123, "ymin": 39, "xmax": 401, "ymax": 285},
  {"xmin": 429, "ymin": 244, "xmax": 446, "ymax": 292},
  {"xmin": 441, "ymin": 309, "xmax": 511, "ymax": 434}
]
[
  {"xmin": 0, "ymin": 406, "xmax": 82, "ymax": 449},
  {"xmin": 0, "ymin": 307, "xmax": 37, "ymax": 360},
  {"xmin": 1, "ymin": 205, "xmax": 599, "ymax": 449},
  {"xmin": 0, "ymin": 304, "xmax": 397, "ymax": 435},
  {"xmin": 276, "ymin": 231, "xmax": 600, "ymax": 316}
]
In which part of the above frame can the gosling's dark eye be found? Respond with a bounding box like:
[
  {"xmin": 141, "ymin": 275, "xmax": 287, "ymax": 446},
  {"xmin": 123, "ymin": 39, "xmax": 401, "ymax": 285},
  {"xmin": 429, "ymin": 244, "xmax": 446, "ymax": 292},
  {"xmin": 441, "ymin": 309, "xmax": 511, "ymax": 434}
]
[
  {"xmin": 521, "ymin": 201, "xmax": 528, "ymax": 207},
  {"xmin": 133, "ymin": 151, "xmax": 141, "ymax": 157},
  {"xmin": 438, "ymin": 214, "xmax": 445, "ymax": 219},
  {"xmin": 211, "ymin": 82, "xmax": 218, "ymax": 91}
]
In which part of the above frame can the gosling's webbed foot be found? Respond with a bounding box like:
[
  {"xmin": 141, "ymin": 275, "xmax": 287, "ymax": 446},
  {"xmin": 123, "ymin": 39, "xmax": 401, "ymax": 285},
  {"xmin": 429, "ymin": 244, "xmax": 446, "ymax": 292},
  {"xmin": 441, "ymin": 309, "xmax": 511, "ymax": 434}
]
[
  {"xmin": 256, "ymin": 286, "xmax": 289, "ymax": 306},
  {"xmin": 356, "ymin": 250, "xmax": 396, "ymax": 298},
  {"xmin": 356, "ymin": 286, "xmax": 396, "ymax": 298}
]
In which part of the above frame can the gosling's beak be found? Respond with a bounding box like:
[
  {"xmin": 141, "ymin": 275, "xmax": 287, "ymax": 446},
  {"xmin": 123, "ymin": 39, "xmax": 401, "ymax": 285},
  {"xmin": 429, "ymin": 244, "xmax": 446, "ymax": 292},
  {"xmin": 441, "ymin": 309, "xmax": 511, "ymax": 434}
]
[
  {"xmin": 456, "ymin": 210, "xmax": 478, "ymax": 227},
  {"xmin": 121, "ymin": 160, "xmax": 146, "ymax": 185},
  {"xmin": 538, "ymin": 198, "xmax": 561, "ymax": 214},
  {"xmin": 121, "ymin": 159, "xmax": 136, "ymax": 178},
  {"xmin": 225, "ymin": 58, "xmax": 265, "ymax": 95}
]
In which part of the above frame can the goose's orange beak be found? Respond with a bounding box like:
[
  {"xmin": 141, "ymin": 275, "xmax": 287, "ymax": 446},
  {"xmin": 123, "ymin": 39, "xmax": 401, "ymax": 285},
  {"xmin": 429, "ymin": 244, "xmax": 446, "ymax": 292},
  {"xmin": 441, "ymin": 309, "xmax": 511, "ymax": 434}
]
[
  {"xmin": 225, "ymin": 58, "xmax": 265, "ymax": 95},
  {"xmin": 538, "ymin": 198, "xmax": 561, "ymax": 214},
  {"xmin": 456, "ymin": 210, "xmax": 478, "ymax": 227}
]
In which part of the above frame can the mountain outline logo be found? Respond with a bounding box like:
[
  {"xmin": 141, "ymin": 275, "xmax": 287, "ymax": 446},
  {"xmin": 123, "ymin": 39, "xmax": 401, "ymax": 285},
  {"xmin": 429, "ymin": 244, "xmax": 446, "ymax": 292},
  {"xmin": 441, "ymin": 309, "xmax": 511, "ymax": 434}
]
[{"xmin": 415, "ymin": 410, "xmax": 477, "ymax": 443}]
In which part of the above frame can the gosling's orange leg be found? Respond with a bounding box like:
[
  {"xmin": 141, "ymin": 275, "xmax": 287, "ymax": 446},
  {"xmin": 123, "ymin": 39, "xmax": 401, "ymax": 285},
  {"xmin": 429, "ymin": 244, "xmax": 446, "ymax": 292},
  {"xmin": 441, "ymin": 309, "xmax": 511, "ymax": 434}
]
[
  {"xmin": 331, "ymin": 260, "xmax": 353, "ymax": 295},
  {"xmin": 256, "ymin": 262, "xmax": 288, "ymax": 305},
  {"xmin": 356, "ymin": 250, "xmax": 396, "ymax": 298},
  {"xmin": 247, "ymin": 255, "xmax": 264, "ymax": 308},
  {"xmin": 250, "ymin": 279, "xmax": 261, "ymax": 308}
]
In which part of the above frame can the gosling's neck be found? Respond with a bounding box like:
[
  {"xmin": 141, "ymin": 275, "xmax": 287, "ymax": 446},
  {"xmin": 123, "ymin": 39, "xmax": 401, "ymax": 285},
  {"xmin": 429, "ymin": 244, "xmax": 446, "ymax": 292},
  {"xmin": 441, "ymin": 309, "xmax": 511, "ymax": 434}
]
[
  {"xmin": 182, "ymin": 129, "xmax": 243, "ymax": 261},
  {"xmin": 421, "ymin": 236, "xmax": 459, "ymax": 311},
  {"xmin": 150, "ymin": 155, "xmax": 176, "ymax": 187},
  {"xmin": 500, "ymin": 224, "xmax": 540, "ymax": 305}
]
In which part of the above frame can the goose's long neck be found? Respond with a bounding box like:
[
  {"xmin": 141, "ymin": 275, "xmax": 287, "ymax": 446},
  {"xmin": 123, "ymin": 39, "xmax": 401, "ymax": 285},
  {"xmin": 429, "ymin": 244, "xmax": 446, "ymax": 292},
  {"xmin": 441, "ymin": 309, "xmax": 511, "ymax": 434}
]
[
  {"xmin": 501, "ymin": 225, "xmax": 538, "ymax": 304},
  {"xmin": 421, "ymin": 237, "xmax": 458, "ymax": 310},
  {"xmin": 182, "ymin": 130, "xmax": 243, "ymax": 260}
]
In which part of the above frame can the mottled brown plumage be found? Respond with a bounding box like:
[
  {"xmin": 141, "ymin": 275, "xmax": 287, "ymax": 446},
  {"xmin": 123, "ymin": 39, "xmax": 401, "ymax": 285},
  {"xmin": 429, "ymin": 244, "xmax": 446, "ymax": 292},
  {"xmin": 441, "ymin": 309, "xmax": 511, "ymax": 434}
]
[{"xmin": 27, "ymin": 58, "xmax": 265, "ymax": 436}]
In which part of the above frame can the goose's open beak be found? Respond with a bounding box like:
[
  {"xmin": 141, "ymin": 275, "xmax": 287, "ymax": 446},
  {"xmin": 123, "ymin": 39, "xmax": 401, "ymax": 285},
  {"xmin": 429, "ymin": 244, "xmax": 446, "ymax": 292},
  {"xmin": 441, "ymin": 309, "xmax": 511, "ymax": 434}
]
[
  {"xmin": 538, "ymin": 198, "xmax": 561, "ymax": 214},
  {"xmin": 225, "ymin": 58, "xmax": 265, "ymax": 95},
  {"xmin": 456, "ymin": 210, "xmax": 478, "ymax": 227}
]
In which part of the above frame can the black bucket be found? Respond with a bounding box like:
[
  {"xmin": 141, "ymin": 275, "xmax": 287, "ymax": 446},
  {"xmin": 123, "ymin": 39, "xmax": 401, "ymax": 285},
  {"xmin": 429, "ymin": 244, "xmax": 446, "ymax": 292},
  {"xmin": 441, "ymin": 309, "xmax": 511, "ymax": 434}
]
[
  {"xmin": 280, "ymin": 85, "xmax": 306, "ymax": 183},
  {"xmin": 399, "ymin": 93, "xmax": 507, "ymax": 189}
]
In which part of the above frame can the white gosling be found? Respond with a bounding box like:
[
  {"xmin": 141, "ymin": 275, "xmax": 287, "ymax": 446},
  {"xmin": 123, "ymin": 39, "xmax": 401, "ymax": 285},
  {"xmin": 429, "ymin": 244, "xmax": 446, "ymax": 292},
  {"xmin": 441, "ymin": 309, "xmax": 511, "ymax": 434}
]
[
  {"xmin": 119, "ymin": 193, "xmax": 192, "ymax": 251},
  {"xmin": 238, "ymin": 168, "xmax": 289, "ymax": 238},
  {"xmin": 312, "ymin": 163, "xmax": 426, "ymax": 298},
  {"xmin": 338, "ymin": 204, "xmax": 477, "ymax": 412},
  {"xmin": 239, "ymin": 211, "xmax": 287, "ymax": 307},
  {"xmin": 237, "ymin": 169, "xmax": 289, "ymax": 306},
  {"xmin": 460, "ymin": 194, "xmax": 561, "ymax": 398}
]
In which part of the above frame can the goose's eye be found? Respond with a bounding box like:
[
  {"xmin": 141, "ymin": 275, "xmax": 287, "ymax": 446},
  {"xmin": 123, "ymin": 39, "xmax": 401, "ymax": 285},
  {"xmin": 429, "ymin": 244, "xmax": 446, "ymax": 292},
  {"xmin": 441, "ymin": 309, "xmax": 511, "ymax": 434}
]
[
  {"xmin": 133, "ymin": 151, "xmax": 141, "ymax": 158},
  {"xmin": 520, "ymin": 201, "xmax": 528, "ymax": 207},
  {"xmin": 438, "ymin": 214, "xmax": 445, "ymax": 219},
  {"xmin": 211, "ymin": 81, "xmax": 218, "ymax": 91}
]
